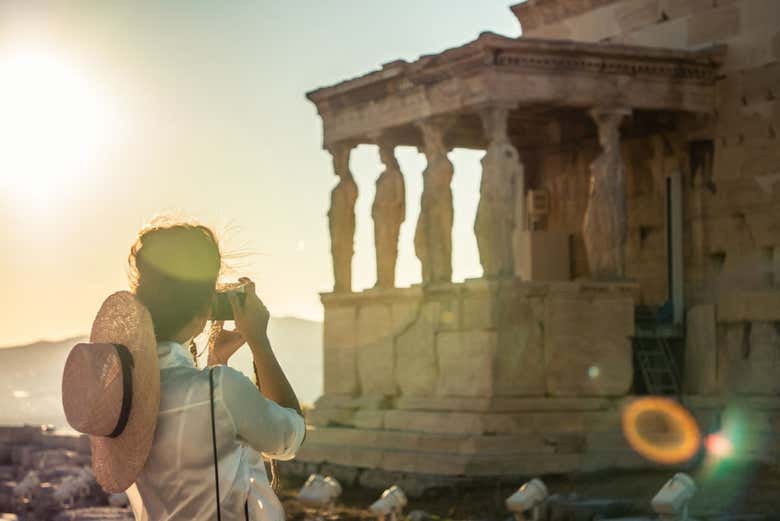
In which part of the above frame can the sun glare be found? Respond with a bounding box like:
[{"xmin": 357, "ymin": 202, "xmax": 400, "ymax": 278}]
[{"xmin": 0, "ymin": 45, "xmax": 120, "ymax": 210}]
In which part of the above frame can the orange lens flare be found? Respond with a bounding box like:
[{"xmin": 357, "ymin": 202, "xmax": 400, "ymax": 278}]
[{"xmin": 621, "ymin": 397, "xmax": 701, "ymax": 465}]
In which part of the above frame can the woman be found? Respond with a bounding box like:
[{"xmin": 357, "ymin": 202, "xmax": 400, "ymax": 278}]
[{"xmin": 125, "ymin": 218, "xmax": 305, "ymax": 521}]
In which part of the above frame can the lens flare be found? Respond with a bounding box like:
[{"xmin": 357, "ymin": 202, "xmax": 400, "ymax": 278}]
[
  {"xmin": 621, "ymin": 396, "xmax": 701, "ymax": 464},
  {"xmin": 705, "ymin": 432, "xmax": 734, "ymax": 458}
]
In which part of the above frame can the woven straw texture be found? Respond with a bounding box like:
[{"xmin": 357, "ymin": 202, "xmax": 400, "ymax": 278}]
[{"xmin": 88, "ymin": 291, "xmax": 160, "ymax": 493}]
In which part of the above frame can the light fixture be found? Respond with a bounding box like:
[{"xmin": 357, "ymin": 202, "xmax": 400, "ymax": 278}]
[
  {"xmin": 505, "ymin": 478, "xmax": 548, "ymax": 521},
  {"xmin": 369, "ymin": 485, "xmax": 407, "ymax": 521},
  {"xmin": 13, "ymin": 470, "xmax": 40, "ymax": 500},
  {"xmin": 651, "ymin": 473, "xmax": 696, "ymax": 521},
  {"xmin": 297, "ymin": 474, "xmax": 342, "ymax": 509}
]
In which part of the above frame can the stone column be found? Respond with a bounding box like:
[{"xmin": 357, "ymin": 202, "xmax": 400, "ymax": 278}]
[
  {"xmin": 328, "ymin": 143, "xmax": 358, "ymax": 293},
  {"xmin": 583, "ymin": 107, "xmax": 631, "ymax": 280},
  {"xmin": 475, "ymin": 105, "xmax": 523, "ymax": 279},
  {"xmin": 415, "ymin": 118, "xmax": 454, "ymax": 285},
  {"xmin": 372, "ymin": 139, "xmax": 406, "ymax": 289}
]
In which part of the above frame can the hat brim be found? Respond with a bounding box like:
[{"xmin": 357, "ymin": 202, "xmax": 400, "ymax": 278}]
[{"xmin": 88, "ymin": 291, "xmax": 160, "ymax": 493}]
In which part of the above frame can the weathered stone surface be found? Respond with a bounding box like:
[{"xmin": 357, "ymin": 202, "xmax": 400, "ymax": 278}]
[
  {"xmin": 357, "ymin": 339, "xmax": 397, "ymax": 396},
  {"xmin": 494, "ymin": 324, "xmax": 546, "ymax": 396},
  {"xmin": 356, "ymin": 303, "xmax": 394, "ymax": 345},
  {"xmin": 435, "ymin": 330, "xmax": 497, "ymax": 397},
  {"xmin": 460, "ymin": 290, "xmax": 497, "ymax": 330},
  {"xmin": 352, "ymin": 410, "xmax": 386, "ymax": 430},
  {"xmin": 545, "ymin": 335, "xmax": 633, "ymax": 397},
  {"xmin": 685, "ymin": 304, "xmax": 718, "ymax": 395},
  {"xmin": 687, "ymin": 4, "xmax": 741, "ymax": 46},
  {"xmin": 394, "ymin": 312, "xmax": 437, "ymax": 397},
  {"xmin": 744, "ymin": 322, "xmax": 780, "ymax": 394},
  {"xmin": 306, "ymin": 407, "xmax": 355, "ymax": 427},
  {"xmin": 718, "ymin": 290, "xmax": 780, "ymax": 322},
  {"xmin": 323, "ymin": 305, "xmax": 359, "ymax": 395}
]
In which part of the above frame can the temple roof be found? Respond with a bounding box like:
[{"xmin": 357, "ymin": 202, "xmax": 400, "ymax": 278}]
[{"xmin": 307, "ymin": 32, "xmax": 723, "ymax": 149}]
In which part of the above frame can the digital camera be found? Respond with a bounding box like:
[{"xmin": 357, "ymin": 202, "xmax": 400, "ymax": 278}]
[{"xmin": 210, "ymin": 285, "xmax": 247, "ymax": 321}]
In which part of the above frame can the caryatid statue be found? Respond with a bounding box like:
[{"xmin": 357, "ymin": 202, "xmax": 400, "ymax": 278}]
[
  {"xmin": 372, "ymin": 140, "xmax": 406, "ymax": 288},
  {"xmin": 475, "ymin": 106, "xmax": 523, "ymax": 278},
  {"xmin": 583, "ymin": 107, "xmax": 630, "ymax": 280},
  {"xmin": 414, "ymin": 118, "xmax": 454, "ymax": 285},
  {"xmin": 327, "ymin": 143, "xmax": 358, "ymax": 292}
]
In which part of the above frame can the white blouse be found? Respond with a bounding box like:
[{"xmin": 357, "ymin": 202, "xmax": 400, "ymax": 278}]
[{"xmin": 126, "ymin": 340, "xmax": 306, "ymax": 521}]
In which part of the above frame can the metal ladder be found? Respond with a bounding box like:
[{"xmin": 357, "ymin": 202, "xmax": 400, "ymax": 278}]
[{"xmin": 633, "ymin": 335, "xmax": 681, "ymax": 397}]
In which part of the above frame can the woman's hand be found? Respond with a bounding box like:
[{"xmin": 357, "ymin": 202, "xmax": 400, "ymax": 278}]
[
  {"xmin": 229, "ymin": 277, "xmax": 270, "ymax": 348},
  {"xmin": 207, "ymin": 327, "xmax": 245, "ymax": 366}
]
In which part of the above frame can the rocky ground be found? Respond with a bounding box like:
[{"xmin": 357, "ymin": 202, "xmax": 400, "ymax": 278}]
[{"xmin": 2, "ymin": 426, "xmax": 779, "ymax": 520}]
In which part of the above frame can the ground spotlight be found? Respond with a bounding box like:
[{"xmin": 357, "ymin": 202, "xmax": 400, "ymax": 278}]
[
  {"xmin": 505, "ymin": 478, "xmax": 548, "ymax": 521},
  {"xmin": 369, "ymin": 485, "xmax": 407, "ymax": 521},
  {"xmin": 297, "ymin": 474, "xmax": 342, "ymax": 509},
  {"xmin": 651, "ymin": 473, "xmax": 696, "ymax": 521}
]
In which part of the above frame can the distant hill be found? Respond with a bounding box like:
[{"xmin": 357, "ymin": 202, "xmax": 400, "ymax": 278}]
[{"xmin": 0, "ymin": 317, "xmax": 323, "ymax": 427}]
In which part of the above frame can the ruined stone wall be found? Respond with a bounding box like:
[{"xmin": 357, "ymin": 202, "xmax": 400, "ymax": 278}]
[{"xmin": 520, "ymin": 0, "xmax": 780, "ymax": 397}]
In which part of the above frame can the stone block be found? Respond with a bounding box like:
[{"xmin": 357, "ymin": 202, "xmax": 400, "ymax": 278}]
[
  {"xmin": 357, "ymin": 338, "xmax": 397, "ymax": 396},
  {"xmin": 746, "ymin": 211, "xmax": 780, "ymax": 248},
  {"xmin": 356, "ymin": 303, "xmax": 394, "ymax": 345},
  {"xmin": 305, "ymin": 407, "xmax": 354, "ymax": 427},
  {"xmin": 546, "ymin": 296, "xmax": 634, "ymax": 338},
  {"xmin": 745, "ymin": 322, "xmax": 780, "ymax": 394},
  {"xmin": 685, "ymin": 304, "xmax": 718, "ymax": 395},
  {"xmin": 384, "ymin": 410, "xmax": 485, "ymax": 435},
  {"xmin": 659, "ymin": 0, "xmax": 713, "ymax": 21},
  {"xmin": 614, "ymin": 0, "xmax": 661, "ymax": 34},
  {"xmin": 718, "ymin": 290, "xmax": 780, "ymax": 321},
  {"xmin": 545, "ymin": 335, "xmax": 633, "ymax": 397},
  {"xmin": 352, "ymin": 410, "xmax": 386, "ymax": 430},
  {"xmin": 435, "ymin": 330, "xmax": 497, "ymax": 397},
  {"xmin": 391, "ymin": 301, "xmax": 419, "ymax": 331},
  {"xmin": 494, "ymin": 325, "xmax": 546, "ymax": 396},
  {"xmin": 395, "ymin": 313, "xmax": 437, "ymax": 396},
  {"xmin": 460, "ymin": 291, "xmax": 497, "ymax": 330},
  {"xmin": 687, "ymin": 5, "xmax": 740, "ymax": 46},
  {"xmin": 323, "ymin": 306, "xmax": 359, "ymax": 395},
  {"xmin": 323, "ymin": 305, "xmax": 357, "ymax": 349},
  {"xmin": 426, "ymin": 297, "xmax": 460, "ymax": 331}
]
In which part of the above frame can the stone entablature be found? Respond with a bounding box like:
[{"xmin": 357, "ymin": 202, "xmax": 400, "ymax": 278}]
[{"xmin": 308, "ymin": 33, "xmax": 720, "ymax": 148}]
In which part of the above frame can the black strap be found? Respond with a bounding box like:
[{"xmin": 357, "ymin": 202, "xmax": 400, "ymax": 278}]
[
  {"xmin": 209, "ymin": 368, "xmax": 222, "ymax": 521},
  {"xmin": 108, "ymin": 344, "xmax": 134, "ymax": 438},
  {"xmin": 209, "ymin": 368, "xmax": 251, "ymax": 521}
]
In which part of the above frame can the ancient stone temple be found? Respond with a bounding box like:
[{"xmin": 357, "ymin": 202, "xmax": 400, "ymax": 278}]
[{"xmin": 299, "ymin": 0, "xmax": 780, "ymax": 482}]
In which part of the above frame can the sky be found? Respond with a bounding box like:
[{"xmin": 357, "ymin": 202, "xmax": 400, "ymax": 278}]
[{"xmin": 0, "ymin": 1, "xmax": 521, "ymax": 347}]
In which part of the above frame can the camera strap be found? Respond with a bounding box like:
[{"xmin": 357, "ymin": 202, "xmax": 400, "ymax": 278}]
[{"xmin": 209, "ymin": 368, "xmax": 250, "ymax": 521}]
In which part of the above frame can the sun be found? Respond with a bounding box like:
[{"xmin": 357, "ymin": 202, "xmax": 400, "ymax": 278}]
[{"xmin": 0, "ymin": 44, "xmax": 119, "ymax": 210}]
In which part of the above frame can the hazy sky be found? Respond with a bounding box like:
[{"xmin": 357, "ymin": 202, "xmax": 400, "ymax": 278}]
[{"xmin": 0, "ymin": 1, "xmax": 521, "ymax": 346}]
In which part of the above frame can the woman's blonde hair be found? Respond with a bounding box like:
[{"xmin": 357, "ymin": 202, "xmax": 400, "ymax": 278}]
[{"xmin": 128, "ymin": 215, "xmax": 222, "ymax": 341}]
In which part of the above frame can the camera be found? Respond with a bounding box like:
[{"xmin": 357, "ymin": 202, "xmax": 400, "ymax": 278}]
[{"xmin": 210, "ymin": 284, "xmax": 247, "ymax": 321}]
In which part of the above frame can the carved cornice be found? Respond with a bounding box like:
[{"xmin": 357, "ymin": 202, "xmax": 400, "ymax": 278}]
[{"xmin": 306, "ymin": 33, "xmax": 723, "ymax": 147}]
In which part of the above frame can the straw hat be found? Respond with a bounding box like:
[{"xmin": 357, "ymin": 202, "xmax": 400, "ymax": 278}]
[{"xmin": 62, "ymin": 291, "xmax": 160, "ymax": 493}]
